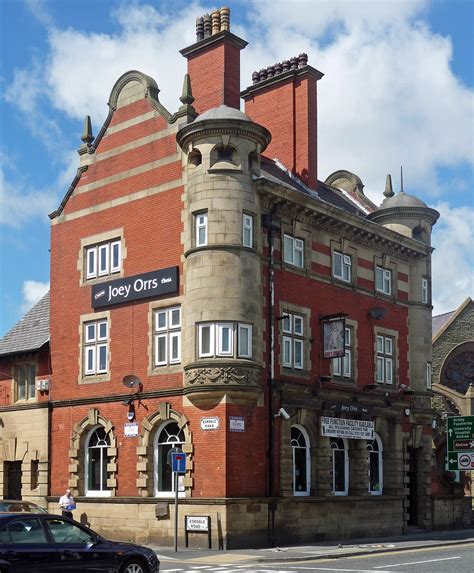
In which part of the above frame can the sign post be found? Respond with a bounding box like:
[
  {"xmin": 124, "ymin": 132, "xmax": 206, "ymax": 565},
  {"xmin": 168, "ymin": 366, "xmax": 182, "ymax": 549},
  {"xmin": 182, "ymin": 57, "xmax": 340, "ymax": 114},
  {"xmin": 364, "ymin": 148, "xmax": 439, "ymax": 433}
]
[
  {"xmin": 447, "ymin": 416, "xmax": 474, "ymax": 471},
  {"xmin": 169, "ymin": 448, "xmax": 186, "ymax": 552}
]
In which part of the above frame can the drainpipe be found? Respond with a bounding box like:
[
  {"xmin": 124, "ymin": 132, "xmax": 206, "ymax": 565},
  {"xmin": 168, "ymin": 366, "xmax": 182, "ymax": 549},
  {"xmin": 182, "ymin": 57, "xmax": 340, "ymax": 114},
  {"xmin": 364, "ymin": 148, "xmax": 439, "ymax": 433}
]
[{"xmin": 263, "ymin": 210, "xmax": 279, "ymax": 547}]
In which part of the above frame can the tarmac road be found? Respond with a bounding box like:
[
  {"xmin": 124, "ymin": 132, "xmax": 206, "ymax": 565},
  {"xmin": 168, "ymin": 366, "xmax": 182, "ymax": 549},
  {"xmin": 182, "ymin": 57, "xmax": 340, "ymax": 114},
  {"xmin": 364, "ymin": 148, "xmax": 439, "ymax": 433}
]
[{"xmin": 158, "ymin": 538, "xmax": 474, "ymax": 573}]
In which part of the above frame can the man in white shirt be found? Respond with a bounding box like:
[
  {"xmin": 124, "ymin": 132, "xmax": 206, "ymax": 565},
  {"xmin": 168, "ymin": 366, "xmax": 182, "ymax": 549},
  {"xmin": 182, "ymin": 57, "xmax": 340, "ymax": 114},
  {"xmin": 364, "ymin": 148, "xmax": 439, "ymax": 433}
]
[{"xmin": 58, "ymin": 488, "xmax": 75, "ymax": 518}]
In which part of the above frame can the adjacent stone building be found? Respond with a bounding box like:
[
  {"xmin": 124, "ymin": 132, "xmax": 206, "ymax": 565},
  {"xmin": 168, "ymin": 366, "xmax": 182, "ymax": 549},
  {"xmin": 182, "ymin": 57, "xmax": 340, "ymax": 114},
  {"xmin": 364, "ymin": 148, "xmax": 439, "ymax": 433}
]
[
  {"xmin": 2, "ymin": 6, "xmax": 465, "ymax": 548},
  {"xmin": 431, "ymin": 297, "xmax": 473, "ymax": 527},
  {"xmin": 0, "ymin": 293, "xmax": 51, "ymax": 506}
]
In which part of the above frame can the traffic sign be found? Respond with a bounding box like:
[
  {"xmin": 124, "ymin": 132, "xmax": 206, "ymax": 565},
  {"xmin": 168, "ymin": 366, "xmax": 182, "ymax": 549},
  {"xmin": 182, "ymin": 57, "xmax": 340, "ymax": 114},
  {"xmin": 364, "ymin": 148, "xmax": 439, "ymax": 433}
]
[
  {"xmin": 171, "ymin": 451, "xmax": 186, "ymax": 473},
  {"xmin": 447, "ymin": 416, "xmax": 474, "ymax": 470}
]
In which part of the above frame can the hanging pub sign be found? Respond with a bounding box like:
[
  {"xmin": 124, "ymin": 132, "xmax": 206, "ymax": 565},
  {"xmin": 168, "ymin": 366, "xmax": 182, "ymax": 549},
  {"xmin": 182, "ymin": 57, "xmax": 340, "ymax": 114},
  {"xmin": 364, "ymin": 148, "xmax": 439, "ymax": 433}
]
[
  {"xmin": 323, "ymin": 318, "xmax": 345, "ymax": 358},
  {"xmin": 92, "ymin": 266, "xmax": 178, "ymax": 308}
]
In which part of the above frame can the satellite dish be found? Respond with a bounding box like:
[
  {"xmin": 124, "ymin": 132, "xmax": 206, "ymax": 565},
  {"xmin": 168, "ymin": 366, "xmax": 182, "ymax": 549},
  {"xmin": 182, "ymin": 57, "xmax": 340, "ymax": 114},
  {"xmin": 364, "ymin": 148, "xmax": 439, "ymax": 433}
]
[{"xmin": 122, "ymin": 375, "xmax": 141, "ymax": 389}]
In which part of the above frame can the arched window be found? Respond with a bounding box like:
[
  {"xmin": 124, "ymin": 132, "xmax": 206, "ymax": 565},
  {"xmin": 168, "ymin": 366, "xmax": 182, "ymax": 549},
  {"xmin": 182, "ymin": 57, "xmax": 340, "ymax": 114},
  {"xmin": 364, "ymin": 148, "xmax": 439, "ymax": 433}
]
[
  {"xmin": 291, "ymin": 425, "xmax": 310, "ymax": 496},
  {"xmin": 153, "ymin": 422, "xmax": 185, "ymax": 497},
  {"xmin": 331, "ymin": 437, "xmax": 349, "ymax": 495},
  {"xmin": 367, "ymin": 433, "xmax": 383, "ymax": 495},
  {"xmin": 85, "ymin": 426, "xmax": 111, "ymax": 496}
]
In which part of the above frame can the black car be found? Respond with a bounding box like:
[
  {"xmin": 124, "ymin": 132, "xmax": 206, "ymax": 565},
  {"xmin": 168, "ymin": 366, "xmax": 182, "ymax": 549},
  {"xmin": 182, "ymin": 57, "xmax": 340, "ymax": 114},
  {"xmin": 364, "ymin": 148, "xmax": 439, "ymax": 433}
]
[
  {"xmin": 0, "ymin": 499, "xmax": 48, "ymax": 513},
  {"xmin": 0, "ymin": 513, "xmax": 159, "ymax": 573}
]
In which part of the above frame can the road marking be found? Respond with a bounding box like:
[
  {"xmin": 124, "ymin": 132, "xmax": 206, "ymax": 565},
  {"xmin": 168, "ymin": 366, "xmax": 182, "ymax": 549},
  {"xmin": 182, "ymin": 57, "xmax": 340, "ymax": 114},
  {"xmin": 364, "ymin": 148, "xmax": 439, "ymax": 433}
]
[{"xmin": 373, "ymin": 555, "xmax": 461, "ymax": 568}]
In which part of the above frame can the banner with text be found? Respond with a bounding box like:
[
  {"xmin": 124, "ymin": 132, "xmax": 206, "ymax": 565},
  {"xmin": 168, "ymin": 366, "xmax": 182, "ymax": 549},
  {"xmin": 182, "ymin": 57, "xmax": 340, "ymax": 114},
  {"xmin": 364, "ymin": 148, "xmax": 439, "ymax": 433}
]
[{"xmin": 321, "ymin": 416, "xmax": 374, "ymax": 440}]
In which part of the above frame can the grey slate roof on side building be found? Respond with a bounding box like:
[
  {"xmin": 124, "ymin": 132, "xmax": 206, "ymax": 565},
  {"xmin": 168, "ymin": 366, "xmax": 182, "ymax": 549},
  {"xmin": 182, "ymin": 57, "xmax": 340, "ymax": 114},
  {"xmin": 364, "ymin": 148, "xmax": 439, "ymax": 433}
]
[
  {"xmin": 432, "ymin": 310, "xmax": 455, "ymax": 338},
  {"xmin": 0, "ymin": 292, "xmax": 50, "ymax": 357}
]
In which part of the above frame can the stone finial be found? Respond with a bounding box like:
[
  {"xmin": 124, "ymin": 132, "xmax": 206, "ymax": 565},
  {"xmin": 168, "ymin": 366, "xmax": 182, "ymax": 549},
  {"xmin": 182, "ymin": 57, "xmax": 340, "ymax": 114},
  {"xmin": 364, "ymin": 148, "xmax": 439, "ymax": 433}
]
[
  {"xmin": 196, "ymin": 17, "xmax": 204, "ymax": 41},
  {"xmin": 179, "ymin": 73, "xmax": 195, "ymax": 106},
  {"xmin": 384, "ymin": 174, "xmax": 394, "ymax": 198},
  {"xmin": 203, "ymin": 13, "xmax": 211, "ymax": 38},
  {"xmin": 219, "ymin": 7, "xmax": 230, "ymax": 31},
  {"xmin": 81, "ymin": 115, "xmax": 94, "ymax": 145},
  {"xmin": 211, "ymin": 10, "xmax": 220, "ymax": 34}
]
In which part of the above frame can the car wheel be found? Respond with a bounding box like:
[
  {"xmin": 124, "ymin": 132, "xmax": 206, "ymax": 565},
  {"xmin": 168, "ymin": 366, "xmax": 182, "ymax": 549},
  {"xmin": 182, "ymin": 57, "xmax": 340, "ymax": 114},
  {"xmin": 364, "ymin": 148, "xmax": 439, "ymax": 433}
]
[{"xmin": 120, "ymin": 558, "xmax": 149, "ymax": 573}]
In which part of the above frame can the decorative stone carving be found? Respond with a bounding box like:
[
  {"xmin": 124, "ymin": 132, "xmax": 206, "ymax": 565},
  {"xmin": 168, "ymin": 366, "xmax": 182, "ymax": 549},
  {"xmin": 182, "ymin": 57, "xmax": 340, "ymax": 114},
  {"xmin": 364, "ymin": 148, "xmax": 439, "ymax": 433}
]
[{"xmin": 184, "ymin": 365, "xmax": 262, "ymax": 387}]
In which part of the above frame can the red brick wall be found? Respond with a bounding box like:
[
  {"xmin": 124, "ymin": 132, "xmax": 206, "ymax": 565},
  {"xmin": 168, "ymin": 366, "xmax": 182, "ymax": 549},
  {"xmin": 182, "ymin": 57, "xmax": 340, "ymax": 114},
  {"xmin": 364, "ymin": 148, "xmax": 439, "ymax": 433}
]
[
  {"xmin": 244, "ymin": 73, "xmax": 318, "ymax": 188},
  {"xmin": 186, "ymin": 40, "xmax": 241, "ymax": 114}
]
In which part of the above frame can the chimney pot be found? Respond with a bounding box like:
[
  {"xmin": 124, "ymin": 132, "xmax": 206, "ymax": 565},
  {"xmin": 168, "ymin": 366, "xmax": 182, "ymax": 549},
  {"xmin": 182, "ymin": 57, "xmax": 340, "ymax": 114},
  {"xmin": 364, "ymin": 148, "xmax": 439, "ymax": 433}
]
[
  {"xmin": 282, "ymin": 60, "xmax": 290, "ymax": 72},
  {"xmin": 196, "ymin": 17, "xmax": 204, "ymax": 41},
  {"xmin": 219, "ymin": 7, "xmax": 230, "ymax": 31},
  {"xmin": 252, "ymin": 71, "xmax": 260, "ymax": 84},
  {"xmin": 211, "ymin": 10, "xmax": 220, "ymax": 34},
  {"xmin": 266, "ymin": 65, "xmax": 275, "ymax": 78},
  {"xmin": 203, "ymin": 13, "xmax": 211, "ymax": 38},
  {"xmin": 259, "ymin": 68, "xmax": 267, "ymax": 82},
  {"xmin": 290, "ymin": 56, "xmax": 298, "ymax": 70}
]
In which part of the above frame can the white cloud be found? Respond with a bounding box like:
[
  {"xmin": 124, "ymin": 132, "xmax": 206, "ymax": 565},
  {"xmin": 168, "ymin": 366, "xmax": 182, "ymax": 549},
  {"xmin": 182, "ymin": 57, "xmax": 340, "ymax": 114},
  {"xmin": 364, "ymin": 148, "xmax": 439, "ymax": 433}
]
[
  {"xmin": 0, "ymin": 159, "xmax": 57, "ymax": 228},
  {"xmin": 431, "ymin": 202, "xmax": 474, "ymax": 315},
  {"xmin": 21, "ymin": 280, "xmax": 50, "ymax": 313}
]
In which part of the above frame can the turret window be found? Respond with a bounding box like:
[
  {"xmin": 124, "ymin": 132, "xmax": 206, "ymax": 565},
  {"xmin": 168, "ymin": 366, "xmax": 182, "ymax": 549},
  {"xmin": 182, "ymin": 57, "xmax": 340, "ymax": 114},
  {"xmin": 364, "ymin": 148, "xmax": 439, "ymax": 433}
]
[
  {"xmin": 243, "ymin": 213, "xmax": 253, "ymax": 248},
  {"xmin": 198, "ymin": 322, "xmax": 253, "ymax": 359},
  {"xmin": 194, "ymin": 212, "xmax": 208, "ymax": 247},
  {"xmin": 421, "ymin": 277, "xmax": 430, "ymax": 304}
]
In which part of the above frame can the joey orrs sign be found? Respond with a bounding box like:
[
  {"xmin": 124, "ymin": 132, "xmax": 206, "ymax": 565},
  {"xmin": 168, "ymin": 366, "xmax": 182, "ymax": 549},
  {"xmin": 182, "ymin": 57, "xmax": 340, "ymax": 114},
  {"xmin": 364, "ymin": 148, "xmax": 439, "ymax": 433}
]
[{"xmin": 92, "ymin": 266, "xmax": 178, "ymax": 308}]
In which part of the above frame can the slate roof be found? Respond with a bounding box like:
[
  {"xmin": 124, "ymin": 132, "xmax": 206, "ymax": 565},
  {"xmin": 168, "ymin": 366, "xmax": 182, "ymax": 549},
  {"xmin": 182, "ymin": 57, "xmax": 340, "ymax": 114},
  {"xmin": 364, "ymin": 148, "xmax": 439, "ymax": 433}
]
[
  {"xmin": 0, "ymin": 292, "xmax": 50, "ymax": 357},
  {"xmin": 432, "ymin": 310, "xmax": 455, "ymax": 338},
  {"xmin": 260, "ymin": 156, "xmax": 374, "ymax": 217}
]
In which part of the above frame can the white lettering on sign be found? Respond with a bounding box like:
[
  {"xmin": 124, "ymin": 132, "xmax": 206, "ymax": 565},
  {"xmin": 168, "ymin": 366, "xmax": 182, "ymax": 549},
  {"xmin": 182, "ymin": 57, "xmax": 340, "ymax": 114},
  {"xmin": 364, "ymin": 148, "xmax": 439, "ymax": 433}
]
[
  {"xmin": 321, "ymin": 416, "xmax": 374, "ymax": 440},
  {"xmin": 200, "ymin": 417, "xmax": 219, "ymax": 431},
  {"xmin": 186, "ymin": 516, "xmax": 209, "ymax": 531},
  {"xmin": 106, "ymin": 277, "xmax": 175, "ymax": 302},
  {"xmin": 229, "ymin": 416, "xmax": 245, "ymax": 432}
]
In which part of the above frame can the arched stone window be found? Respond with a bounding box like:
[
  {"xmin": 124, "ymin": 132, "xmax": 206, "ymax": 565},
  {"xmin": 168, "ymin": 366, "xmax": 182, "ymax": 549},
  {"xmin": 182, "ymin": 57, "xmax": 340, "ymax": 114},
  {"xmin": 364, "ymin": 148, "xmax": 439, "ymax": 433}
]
[
  {"xmin": 367, "ymin": 433, "xmax": 383, "ymax": 495},
  {"xmin": 85, "ymin": 426, "xmax": 111, "ymax": 496},
  {"xmin": 68, "ymin": 409, "xmax": 117, "ymax": 497},
  {"xmin": 331, "ymin": 437, "xmax": 349, "ymax": 495},
  {"xmin": 153, "ymin": 421, "xmax": 185, "ymax": 496},
  {"xmin": 136, "ymin": 403, "xmax": 193, "ymax": 498},
  {"xmin": 291, "ymin": 425, "xmax": 311, "ymax": 496}
]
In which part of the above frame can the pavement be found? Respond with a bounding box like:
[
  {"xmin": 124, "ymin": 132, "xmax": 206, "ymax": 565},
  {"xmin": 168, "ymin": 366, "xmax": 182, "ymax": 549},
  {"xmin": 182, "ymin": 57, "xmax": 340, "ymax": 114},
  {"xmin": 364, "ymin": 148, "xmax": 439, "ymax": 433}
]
[{"xmin": 153, "ymin": 527, "xmax": 474, "ymax": 566}]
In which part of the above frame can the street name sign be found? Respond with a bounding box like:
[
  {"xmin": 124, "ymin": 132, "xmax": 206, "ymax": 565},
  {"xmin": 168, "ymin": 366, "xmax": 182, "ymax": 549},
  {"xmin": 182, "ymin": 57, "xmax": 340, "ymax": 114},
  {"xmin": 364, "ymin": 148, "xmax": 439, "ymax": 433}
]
[{"xmin": 447, "ymin": 416, "xmax": 474, "ymax": 470}]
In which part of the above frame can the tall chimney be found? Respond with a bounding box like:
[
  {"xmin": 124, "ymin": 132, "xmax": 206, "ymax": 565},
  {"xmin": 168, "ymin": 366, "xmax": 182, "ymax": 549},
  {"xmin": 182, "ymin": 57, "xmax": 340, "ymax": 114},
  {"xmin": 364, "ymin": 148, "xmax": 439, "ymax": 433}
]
[
  {"xmin": 180, "ymin": 7, "xmax": 247, "ymax": 114},
  {"xmin": 241, "ymin": 55, "xmax": 323, "ymax": 190}
]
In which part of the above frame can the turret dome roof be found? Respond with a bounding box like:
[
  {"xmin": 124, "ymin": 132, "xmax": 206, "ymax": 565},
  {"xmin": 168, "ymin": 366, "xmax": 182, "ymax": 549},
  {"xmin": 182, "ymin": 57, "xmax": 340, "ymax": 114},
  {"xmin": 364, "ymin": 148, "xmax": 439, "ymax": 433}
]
[{"xmin": 195, "ymin": 105, "xmax": 252, "ymax": 122}]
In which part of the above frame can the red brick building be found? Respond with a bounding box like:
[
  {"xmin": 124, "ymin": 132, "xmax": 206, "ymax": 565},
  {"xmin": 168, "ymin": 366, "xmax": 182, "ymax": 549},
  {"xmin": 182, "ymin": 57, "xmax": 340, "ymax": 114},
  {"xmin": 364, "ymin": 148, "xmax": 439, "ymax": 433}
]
[{"xmin": 3, "ymin": 6, "xmax": 468, "ymax": 549}]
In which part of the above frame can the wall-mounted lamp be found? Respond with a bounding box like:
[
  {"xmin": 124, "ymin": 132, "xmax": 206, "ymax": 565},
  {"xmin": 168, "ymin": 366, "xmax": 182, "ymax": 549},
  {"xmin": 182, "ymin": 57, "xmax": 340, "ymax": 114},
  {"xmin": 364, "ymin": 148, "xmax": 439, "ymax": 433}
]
[
  {"xmin": 274, "ymin": 407, "xmax": 290, "ymax": 420},
  {"xmin": 368, "ymin": 307, "xmax": 387, "ymax": 320}
]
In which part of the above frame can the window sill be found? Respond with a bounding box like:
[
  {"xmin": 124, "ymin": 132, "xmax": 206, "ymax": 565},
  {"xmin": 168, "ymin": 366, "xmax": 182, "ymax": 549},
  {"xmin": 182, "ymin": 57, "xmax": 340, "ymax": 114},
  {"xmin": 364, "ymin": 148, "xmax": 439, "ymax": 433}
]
[
  {"xmin": 80, "ymin": 374, "xmax": 111, "ymax": 384},
  {"xmin": 83, "ymin": 271, "xmax": 123, "ymax": 287}
]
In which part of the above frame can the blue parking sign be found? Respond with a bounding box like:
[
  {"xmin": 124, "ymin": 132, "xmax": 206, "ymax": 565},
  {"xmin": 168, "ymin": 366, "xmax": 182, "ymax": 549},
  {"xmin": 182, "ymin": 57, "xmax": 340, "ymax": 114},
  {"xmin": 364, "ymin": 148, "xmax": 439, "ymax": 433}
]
[{"xmin": 171, "ymin": 451, "xmax": 186, "ymax": 473}]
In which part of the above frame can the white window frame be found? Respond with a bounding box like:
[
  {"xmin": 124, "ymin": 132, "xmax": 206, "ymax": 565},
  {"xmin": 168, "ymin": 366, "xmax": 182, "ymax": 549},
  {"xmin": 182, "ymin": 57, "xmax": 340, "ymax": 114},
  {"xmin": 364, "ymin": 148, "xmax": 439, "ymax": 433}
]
[
  {"xmin": 367, "ymin": 433, "xmax": 383, "ymax": 495},
  {"xmin": 198, "ymin": 322, "xmax": 253, "ymax": 359},
  {"xmin": 195, "ymin": 212, "xmax": 208, "ymax": 247},
  {"xmin": 238, "ymin": 324, "xmax": 252, "ymax": 358},
  {"xmin": 333, "ymin": 251, "xmax": 352, "ymax": 282},
  {"xmin": 291, "ymin": 425, "xmax": 311, "ymax": 496},
  {"xmin": 332, "ymin": 327, "xmax": 352, "ymax": 379},
  {"xmin": 243, "ymin": 213, "xmax": 253, "ymax": 248},
  {"xmin": 375, "ymin": 266, "xmax": 392, "ymax": 295},
  {"xmin": 85, "ymin": 239, "xmax": 121, "ymax": 280},
  {"xmin": 154, "ymin": 307, "xmax": 181, "ymax": 367},
  {"xmin": 84, "ymin": 319, "xmax": 108, "ymax": 376},
  {"xmin": 376, "ymin": 334, "xmax": 394, "ymax": 384},
  {"xmin": 85, "ymin": 426, "xmax": 111, "ymax": 497},
  {"xmin": 421, "ymin": 277, "xmax": 429, "ymax": 304},
  {"xmin": 281, "ymin": 312, "xmax": 304, "ymax": 371},
  {"xmin": 153, "ymin": 422, "xmax": 185, "ymax": 498},
  {"xmin": 331, "ymin": 437, "xmax": 349, "ymax": 496},
  {"xmin": 283, "ymin": 234, "xmax": 304, "ymax": 268},
  {"xmin": 426, "ymin": 362, "xmax": 432, "ymax": 389}
]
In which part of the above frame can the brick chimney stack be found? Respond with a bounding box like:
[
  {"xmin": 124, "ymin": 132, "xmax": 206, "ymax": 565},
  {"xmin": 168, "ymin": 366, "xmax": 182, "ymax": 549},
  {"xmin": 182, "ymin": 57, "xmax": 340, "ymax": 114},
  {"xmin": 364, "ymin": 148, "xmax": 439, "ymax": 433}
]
[
  {"xmin": 180, "ymin": 7, "xmax": 247, "ymax": 114},
  {"xmin": 241, "ymin": 55, "xmax": 324, "ymax": 190}
]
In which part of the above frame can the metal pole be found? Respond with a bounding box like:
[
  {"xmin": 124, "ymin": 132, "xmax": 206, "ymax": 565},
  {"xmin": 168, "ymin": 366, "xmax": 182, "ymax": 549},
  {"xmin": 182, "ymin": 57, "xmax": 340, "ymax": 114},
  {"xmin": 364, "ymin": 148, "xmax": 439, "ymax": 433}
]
[{"xmin": 174, "ymin": 470, "xmax": 178, "ymax": 552}]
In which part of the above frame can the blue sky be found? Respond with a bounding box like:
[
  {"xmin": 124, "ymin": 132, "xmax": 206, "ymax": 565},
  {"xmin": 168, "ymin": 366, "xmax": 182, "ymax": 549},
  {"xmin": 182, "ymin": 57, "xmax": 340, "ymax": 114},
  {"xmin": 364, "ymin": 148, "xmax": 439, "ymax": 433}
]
[{"xmin": 0, "ymin": 0, "xmax": 473, "ymax": 336}]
